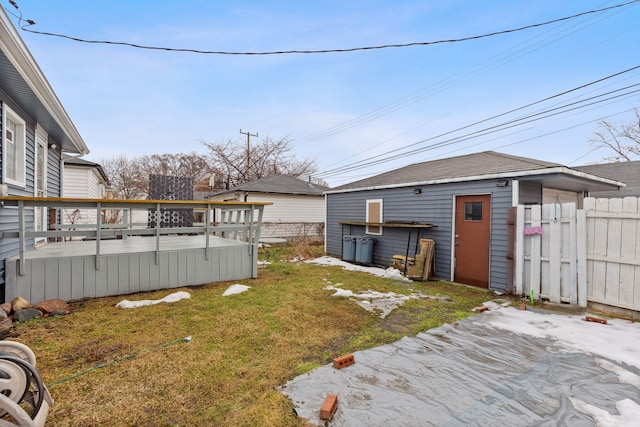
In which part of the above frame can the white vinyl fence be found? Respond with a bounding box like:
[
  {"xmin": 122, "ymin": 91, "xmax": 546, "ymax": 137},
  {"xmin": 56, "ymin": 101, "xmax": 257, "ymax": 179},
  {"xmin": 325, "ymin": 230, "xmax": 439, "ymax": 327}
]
[{"xmin": 514, "ymin": 197, "xmax": 640, "ymax": 311}]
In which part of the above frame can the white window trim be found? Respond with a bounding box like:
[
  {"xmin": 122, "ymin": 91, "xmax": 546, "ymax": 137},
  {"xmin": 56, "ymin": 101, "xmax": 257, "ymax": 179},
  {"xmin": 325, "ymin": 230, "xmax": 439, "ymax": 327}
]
[
  {"xmin": 34, "ymin": 125, "xmax": 48, "ymax": 243},
  {"xmin": 2, "ymin": 104, "xmax": 27, "ymax": 187},
  {"xmin": 366, "ymin": 198, "xmax": 383, "ymax": 236}
]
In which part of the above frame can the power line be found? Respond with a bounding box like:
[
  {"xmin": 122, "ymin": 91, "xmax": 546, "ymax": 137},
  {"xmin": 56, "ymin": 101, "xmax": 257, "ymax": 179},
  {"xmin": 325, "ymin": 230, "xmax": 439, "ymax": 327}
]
[
  {"xmin": 8, "ymin": 0, "xmax": 640, "ymax": 55},
  {"xmin": 291, "ymin": 4, "xmax": 632, "ymax": 147},
  {"xmin": 319, "ymin": 87, "xmax": 640, "ymax": 178},
  {"xmin": 315, "ymin": 65, "xmax": 640, "ymax": 177}
]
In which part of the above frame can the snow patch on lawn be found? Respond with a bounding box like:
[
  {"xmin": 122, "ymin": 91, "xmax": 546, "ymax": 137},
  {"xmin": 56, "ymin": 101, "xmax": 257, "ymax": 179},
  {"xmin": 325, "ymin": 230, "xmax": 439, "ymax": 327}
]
[{"xmin": 116, "ymin": 291, "xmax": 191, "ymax": 308}]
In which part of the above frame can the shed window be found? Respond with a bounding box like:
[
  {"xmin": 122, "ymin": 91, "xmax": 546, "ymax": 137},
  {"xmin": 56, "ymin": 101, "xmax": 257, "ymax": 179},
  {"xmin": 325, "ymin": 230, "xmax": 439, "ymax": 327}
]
[
  {"xmin": 464, "ymin": 202, "xmax": 483, "ymax": 221},
  {"xmin": 366, "ymin": 199, "xmax": 383, "ymax": 235},
  {"xmin": 2, "ymin": 105, "xmax": 26, "ymax": 187}
]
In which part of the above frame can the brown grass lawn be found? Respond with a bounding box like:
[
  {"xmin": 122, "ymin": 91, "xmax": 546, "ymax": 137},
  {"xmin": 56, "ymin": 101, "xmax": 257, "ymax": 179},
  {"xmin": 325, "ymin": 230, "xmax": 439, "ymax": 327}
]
[{"xmin": 10, "ymin": 248, "xmax": 492, "ymax": 426}]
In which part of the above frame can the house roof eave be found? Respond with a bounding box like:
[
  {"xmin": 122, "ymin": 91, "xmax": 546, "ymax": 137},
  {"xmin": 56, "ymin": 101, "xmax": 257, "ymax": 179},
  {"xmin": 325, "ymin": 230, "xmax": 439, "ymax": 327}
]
[{"xmin": 0, "ymin": 6, "xmax": 89, "ymax": 155}]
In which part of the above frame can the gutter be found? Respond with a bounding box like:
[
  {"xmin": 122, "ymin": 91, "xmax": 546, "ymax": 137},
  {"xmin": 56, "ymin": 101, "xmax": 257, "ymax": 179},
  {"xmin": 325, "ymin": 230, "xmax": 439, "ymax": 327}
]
[{"xmin": 325, "ymin": 166, "xmax": 625, "ymax": 195}]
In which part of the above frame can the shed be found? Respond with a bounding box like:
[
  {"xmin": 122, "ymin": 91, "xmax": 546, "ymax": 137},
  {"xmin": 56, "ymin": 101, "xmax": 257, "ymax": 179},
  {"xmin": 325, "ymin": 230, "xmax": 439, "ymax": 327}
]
[
  {"xmin": 208, "ymin": 174, "xmax": 329, "ymax": 238},
  {"xmin": 325, "ymin": 151, "xmax": 624, "ymax": 292}
]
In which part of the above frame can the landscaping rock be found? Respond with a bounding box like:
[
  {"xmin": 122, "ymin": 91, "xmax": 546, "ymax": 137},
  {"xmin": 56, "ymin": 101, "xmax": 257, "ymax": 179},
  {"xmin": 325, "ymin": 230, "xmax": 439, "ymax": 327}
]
[
  {"xmin": 13, "ymin": 308, "xmax": 42, "ymax": 323},
  {"xmin": 0, "ymin": 303, "xmax": 11, "ymax": 316},
  {"xmin": 50, "ymin": 309, "xmax": 70, "ymax": 317},
  {"xmin": 11, "ymin": 296, "xmax": 30, "ymax": 312},
  {"xmin": 34, "ymin": 299, "xmax": 69, "ymax": 314},
  {"xmin": 0, "ymin": 309, "xmax": 7, "ymax": 320}
]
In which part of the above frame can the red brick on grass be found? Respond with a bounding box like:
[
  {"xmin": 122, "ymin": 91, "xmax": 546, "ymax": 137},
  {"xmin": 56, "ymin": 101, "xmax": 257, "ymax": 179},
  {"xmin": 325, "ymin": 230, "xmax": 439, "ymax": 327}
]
[
  {"xmin": 320, "ymin": 394, "xmax": 338, "ymax": 421},
  {"xmin": 333, "ymin": 354, "xmax": 355, "ymax": 369},
  {"xmin": 585, "ymin": 316, "xmax": 607, "ymax": 325}
]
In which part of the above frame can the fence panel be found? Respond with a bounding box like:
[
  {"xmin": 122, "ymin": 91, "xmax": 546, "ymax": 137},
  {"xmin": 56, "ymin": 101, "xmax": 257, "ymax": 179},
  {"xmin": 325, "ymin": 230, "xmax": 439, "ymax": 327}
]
[
  {"xmin": 517, "ymin": 197, "xmax": 640, "ymax": 311},
  {"xmin": 516, "ymin": 202, "xmax": 578, "ymax": 305},
  {"xmin": 584, "ymin": 197, "xmax": 640, "ymax": 311}
]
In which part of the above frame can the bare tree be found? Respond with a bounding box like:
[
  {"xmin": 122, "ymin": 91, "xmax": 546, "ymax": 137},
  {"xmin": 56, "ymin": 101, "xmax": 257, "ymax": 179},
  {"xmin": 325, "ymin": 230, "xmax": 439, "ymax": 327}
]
[
  {"xmin": 201, "ymin": 135, "xmax": 317, "ymax": 187},
  {"xmin": 136, "ymin": 152, "xmax": 215, "ymax": 193},
  {"xmin": 99, "ymin": 155, "xmax": 146, "ymax": 200},
  {"xmin": 590, "ymin": 109, "xmax": 640, "ymax": 162},
  {"xmin": 100, "ymin": 152, "xmax": 216, "ymax": 200}
]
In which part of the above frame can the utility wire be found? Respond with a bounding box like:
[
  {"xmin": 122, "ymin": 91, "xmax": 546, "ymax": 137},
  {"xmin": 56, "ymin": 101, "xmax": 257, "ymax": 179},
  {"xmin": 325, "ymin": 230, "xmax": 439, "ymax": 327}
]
[
  {"xmin": 319, "ymin": 87, "xmax": 640, "ymax": 178},
  {"xmin": 7, "ymin": 0, "xmax": 640, "ymax": 55},
  {"xmin": 318, "ymin": 86, "xmax": 640, "ymax": 178},
  {"xmin": 316, "ymin": 65, "xmax": 640, "ymax": 177}
]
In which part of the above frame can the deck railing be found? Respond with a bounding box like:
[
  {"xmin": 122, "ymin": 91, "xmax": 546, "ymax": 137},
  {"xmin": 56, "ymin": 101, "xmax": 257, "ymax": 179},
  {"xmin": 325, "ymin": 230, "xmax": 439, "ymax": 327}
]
[{"xmin": 0, "ymin": 196, "xmax": 269, "ymax": 275}]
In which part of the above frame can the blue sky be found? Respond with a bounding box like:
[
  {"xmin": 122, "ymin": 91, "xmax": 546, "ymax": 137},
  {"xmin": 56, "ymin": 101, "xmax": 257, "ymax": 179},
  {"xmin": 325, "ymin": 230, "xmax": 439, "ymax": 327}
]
[{"xmin": 7, "ymin": 0, "xmax": 640, "ymax": 186}]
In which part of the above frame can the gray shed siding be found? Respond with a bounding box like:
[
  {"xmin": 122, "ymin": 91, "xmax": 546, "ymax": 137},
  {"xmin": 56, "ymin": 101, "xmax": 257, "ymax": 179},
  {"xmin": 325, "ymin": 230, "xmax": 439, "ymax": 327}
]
[{"xmin": 326, "ymin": 179, "xmax": 513, "ymax": 292}]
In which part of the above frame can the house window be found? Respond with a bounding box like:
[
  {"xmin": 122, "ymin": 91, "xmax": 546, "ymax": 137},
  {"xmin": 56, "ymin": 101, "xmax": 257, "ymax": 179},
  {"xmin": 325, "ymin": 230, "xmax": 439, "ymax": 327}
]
[
  {"xmin": 464, "ymin": 202, "xmax": 483, "ymax": 221},
  {"xmin": 366, "ymin": 199, "xmax": 383, "ymax": 235},
  {"xmin": 2, "ymin": 105, "xmax": 26, "ymax": 187}
]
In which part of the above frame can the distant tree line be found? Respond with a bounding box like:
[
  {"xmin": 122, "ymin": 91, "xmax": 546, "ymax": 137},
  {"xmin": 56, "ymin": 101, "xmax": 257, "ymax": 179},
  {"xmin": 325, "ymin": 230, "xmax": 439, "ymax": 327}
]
[{"xmin": 100, "ymin": 136, "xmax": 323, "ymax": 200}]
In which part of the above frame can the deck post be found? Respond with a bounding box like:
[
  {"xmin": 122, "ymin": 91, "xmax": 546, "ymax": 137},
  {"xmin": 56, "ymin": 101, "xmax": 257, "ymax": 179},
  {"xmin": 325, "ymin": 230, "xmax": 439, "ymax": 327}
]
[
  {"xmin": 96, "ymin": 202, "xmax": 102, "ymax": 270},
  {"xmin": 155, "ymin": 203, "xmax": 161, "ymax": 265},
  {"xmin": 18, "ymin": 200, "xmax": 25, "ymax": 276},
  {"xmin": 205, "ymin": 204, "xmax": 210, "ymax": 260}
]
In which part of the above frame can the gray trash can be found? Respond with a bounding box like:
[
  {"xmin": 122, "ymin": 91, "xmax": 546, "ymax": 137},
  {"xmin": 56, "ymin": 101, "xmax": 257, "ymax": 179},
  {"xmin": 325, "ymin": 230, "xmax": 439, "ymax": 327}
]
[
  {"xmin": 355, "ymin": 236, "xmax": 375, "ymax": 264},
  {"xmin": 342, "ymin": 235, "xmax": 357, "ymax": 262}
]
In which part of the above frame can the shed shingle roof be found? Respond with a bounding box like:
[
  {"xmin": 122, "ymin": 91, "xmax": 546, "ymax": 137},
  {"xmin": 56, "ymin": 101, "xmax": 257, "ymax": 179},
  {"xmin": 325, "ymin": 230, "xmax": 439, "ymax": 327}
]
[
  {"xmin": 210, "ymin": 174, "xmax": 329, "ymax": 197},
  {"xmin": 575, "ymin": 161, "xmax": 640, "ymax": 197},
  {"xmin": 331, "ymin": 151, "xmax": 563, "ymax": 192}
]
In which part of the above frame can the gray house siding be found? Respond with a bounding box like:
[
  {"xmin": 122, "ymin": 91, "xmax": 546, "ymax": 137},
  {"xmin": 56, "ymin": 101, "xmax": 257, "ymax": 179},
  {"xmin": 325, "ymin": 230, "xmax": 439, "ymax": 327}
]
[
  {"xmin": 327, "ymin": 179, "xmax": 513, "ymax": 292},
  {"xmin": 0, "ymin": 99, "xmax": 37, "ymax": 290}
]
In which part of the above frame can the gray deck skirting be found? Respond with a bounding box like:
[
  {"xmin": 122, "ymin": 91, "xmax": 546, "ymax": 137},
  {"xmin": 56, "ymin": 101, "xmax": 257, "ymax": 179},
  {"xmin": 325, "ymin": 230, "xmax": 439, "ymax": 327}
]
[{"xmin": 1, "ymin": 196, "xmax": 269, "ymax": 303}]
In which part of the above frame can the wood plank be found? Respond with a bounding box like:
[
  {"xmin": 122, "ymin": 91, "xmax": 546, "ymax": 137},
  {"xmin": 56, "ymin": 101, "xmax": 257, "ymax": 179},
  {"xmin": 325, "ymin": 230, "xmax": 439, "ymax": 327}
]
[
  {"xmin": 30, "ymin": 259, "xmax": 46, "ymax": 303},
  {"xmin": 107, "ymin": 257, "xmax": 119, "ymax": 296},
  {"xmin": 187, "ymin": 250, "xmax": 198, "ymax": 285},
  {"xmin": 129, "ymin": 254, "xmax": 140, "ymax": 294},
  {"xmin": 139, "ymin": 254, "xmax": 151, "ymax": 292},
  {"xmin": 44, "ymin": 259, "xmax": 60, "ymax": 301},
  {"xmin": 168, "ymin": 252, "xmax": 179, "ymax": 288},
  {"xmin": 566, "ymin": 203, "xmax": 577, "ymax": 305},
  {"xmin": 58, "ymin": 257, "xmax": 72, "ymax": 301},
  {"xmin": 118, "ymin": 254, "xmax": 130, "ymax": 295},
  {"xmin": 529, "ymin": 205, "xmax": 541, "ymax": 300},
  {"xmin": 577, "ymin": 209, "xmax": 587, "ymax": 307},
  {"xmin": 548, "ymin": 204, "xmax": 561, "ymax": 303},
  {"xmin": 590, "ymin": 199, "xmax": 609, "ymax": 301},
  {"xmin": 84, "ymin": 256, "xmax": 97, "ymax": 298},
  {"xmin": 604, "ymin": 198, "xmax": 622, "ymax": 304},
  {"xmin": 619, "ymin": 198, "xmax": 638, "ymax": 309},
  {"xmin": 71, "ymin": 257, "xmax": 85, "ymax": 301},
  {"xmin": 177, "ymin": 251, "xmax": 188, "ymax": 286}
]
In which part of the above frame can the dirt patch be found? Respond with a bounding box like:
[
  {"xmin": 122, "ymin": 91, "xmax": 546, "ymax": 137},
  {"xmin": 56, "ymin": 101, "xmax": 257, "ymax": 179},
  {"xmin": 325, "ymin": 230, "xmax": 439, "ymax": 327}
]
[{"xmin": 62, "ymin": 338, "xmax": 133, "ymax": 367}]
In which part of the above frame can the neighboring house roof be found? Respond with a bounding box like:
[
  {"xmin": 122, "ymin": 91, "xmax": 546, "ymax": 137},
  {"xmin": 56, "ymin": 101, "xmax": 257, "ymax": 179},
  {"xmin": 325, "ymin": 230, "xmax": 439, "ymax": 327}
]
[
  {"xmin": 328, "ymin": 151, "xmax": 624, "ymax": 194},
  {"xmin": 574, "ymin": 161, "xmax": 640, "ymax": 197},
  {"xmin": 0, "ymin": 5, "xmax": 88, "ymax": 155},
  {"xmin": 210, "ymin": 174, "xmax": 329, "ymax": 197},
  {"xmin": 63, "ymin": 158, "xmax": 110, "ymax": 186}
]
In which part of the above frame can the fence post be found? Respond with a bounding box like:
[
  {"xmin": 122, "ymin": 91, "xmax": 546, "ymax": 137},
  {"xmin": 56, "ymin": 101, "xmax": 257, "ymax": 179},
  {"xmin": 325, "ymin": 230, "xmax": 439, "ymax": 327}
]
[
  {"xmin": 577, "ymin": 208, "xmax": 587, "ymax": 307},
  {"xmin": 530, "ymin": 205, "xmax": 541, "ymax": 300},
  {"xmin": 514, "ymin": 205, "xmax": 524, "ymax": 295}
]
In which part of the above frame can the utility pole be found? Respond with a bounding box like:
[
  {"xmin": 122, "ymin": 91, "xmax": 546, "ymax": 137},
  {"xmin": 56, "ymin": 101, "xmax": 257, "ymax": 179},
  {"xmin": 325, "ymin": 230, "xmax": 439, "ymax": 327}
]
[{"xmin": 239, "ymin": 129, "xmax": 258, "ymax": 181}]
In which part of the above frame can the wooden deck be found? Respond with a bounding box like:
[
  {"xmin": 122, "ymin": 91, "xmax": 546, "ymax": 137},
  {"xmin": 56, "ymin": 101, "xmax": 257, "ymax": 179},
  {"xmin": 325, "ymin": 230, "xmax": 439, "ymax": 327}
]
[
  {"xmin": 20, "ymin": 235, "xmax": 245, "ymax": 258},
  {"xmin": 1, "ymin": 196, "xmax": 269, "ymax": 303}
]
